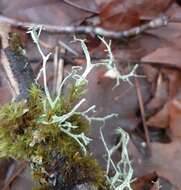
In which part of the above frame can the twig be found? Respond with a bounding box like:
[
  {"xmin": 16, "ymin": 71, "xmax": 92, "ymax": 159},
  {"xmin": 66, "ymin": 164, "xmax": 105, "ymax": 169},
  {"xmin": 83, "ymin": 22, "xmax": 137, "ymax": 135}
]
[
  {"xmin": 53, "ymin": 46, "xmax": 65, "ymax": 95},
  {"xmin": 59, "ymin": 40, "xmax": 79, "ymax": 56},
  {"xmin": 53, "ymin": 46, "xmax": 59, "ymax": 95},
  {"xmin": 2, "ymin": 161, "xmax": 27, "ymax": 190},
  {"xmin": 0, "ymin": 15, "xmax": 168, "ymax": 39},
  {"xmin": 135, "ymin": 78, "xmax": 151, "ymax": 155}
]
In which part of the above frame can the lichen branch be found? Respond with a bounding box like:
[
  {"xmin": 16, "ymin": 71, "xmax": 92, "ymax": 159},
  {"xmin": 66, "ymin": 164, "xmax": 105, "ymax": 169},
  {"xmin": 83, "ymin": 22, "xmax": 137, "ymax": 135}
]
[
  {"xmin": 100, "ymin": 126, "xmax": 133, "ymax": 190},
  {"xmin": 27, "ymin": 26, "xmax": 53, "ymax": 108}
]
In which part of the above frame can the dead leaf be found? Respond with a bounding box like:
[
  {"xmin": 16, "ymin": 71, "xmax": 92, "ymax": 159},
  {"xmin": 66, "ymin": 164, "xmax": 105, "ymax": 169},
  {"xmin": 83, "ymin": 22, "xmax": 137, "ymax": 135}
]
[
  {"xmin": 99, "ymin": 0, "xmax": 173, "ymax": 30},
  {"xmin": 166, "ymin": 2, "xmax": 181, "ymax": 22},
  {"xmin": 163, "ymin": 69, "xmax": 181, "ymax": 97},
  {"xmin": 63, "ymin": 0, "xmax": 99, "ymax": 14},
  {"xmin": 141, "ymin": 46, "xmax": 181, "ymax": 70},
  {"xmin": 2, "ymin": 0, "xmax": 96, "ymax": 26},
  {"xmin": 136, "ymin": 0, "xmax": 173, "ymax": 19},
  {"xmin": 168, "ymin": 99, "xmax": 181, "ymax": 137},
  {"xmin": 149, "ymin": 140, "xmax": 181, "ymax": 189},
  {"xmin": 146, "ymin": 69, "xmax": 181, "ymax": 137},
  {"xmin": 0, "ymin": 159, "xmax": 14, "ymax": 189},
  {"xmin": 146, "ymin": 23, "xmax": 181, "ymax": 49},
  {"xmin": 129, "ymin": 137, "xmax": 181, "ymax": 189},
  {"xmin": 146, "ymin": 102, "xmax": 170, "ymax": 129},
  {"xmin": 99, "ymin": 0, "xmax": 140, "ymax": 30},
  {"xmin": 146, "ymin": 71, "xmax": 169, "ymax": 113},
  {"xmin": 147, "ymin": 97, "xmax": 181, "ymax": 136},
  {"xmin": 131, "ymin": 172, "xmax": 158, "ymax": 190}
]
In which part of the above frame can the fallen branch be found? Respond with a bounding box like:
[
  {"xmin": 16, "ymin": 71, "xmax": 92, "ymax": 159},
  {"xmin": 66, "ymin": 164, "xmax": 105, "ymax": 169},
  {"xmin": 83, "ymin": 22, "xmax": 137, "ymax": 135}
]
[{"xmin": 0, "ymin": 14, "xmax": 168, "ymax": 39}]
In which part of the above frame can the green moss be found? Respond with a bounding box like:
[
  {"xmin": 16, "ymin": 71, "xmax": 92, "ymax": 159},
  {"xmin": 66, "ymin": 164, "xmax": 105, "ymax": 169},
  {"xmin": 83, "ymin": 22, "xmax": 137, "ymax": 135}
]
[
  {"xmin": 9, "ymin": 32, "xmax": 24, "ymax": 55},
  {"xmin": 33, "ymin": 185, "xmax": 54, "ymax": 190},
  {"xmin": 0, "ymin": 84, "xmax": 107, "ymax": 189},
  {"xmin": 65, "ymin": 154, "xmax": 107, "ymax": 189}
]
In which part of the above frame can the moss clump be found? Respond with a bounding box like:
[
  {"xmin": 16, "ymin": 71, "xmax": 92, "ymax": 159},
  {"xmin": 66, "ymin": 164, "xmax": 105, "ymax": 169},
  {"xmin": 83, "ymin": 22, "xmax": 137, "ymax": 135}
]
[
  {"xmin": 0, "ymin": 84, "xmax": 107, "ymax": 190},
  {"xmin": 8, "ymin": 32, "xmax": 25, "ymax": 55}
]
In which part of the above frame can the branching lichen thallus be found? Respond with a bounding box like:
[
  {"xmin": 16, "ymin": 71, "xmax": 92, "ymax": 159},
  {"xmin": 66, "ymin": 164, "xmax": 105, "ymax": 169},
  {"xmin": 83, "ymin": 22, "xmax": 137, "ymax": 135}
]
[{"xmin": 0, "ymin": 26, "xmax": 137, "ymax": 190}]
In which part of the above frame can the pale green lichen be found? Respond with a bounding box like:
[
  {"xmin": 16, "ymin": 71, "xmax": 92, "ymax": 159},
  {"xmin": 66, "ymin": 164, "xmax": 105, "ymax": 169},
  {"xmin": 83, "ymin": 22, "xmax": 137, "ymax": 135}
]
[
  {"xmin": 0, "ymin": 26, "xmax": 138, "ymax": 190},
  {"xmin": 100, "ymin": 126, "xmax": 133, "ymax": 190}
]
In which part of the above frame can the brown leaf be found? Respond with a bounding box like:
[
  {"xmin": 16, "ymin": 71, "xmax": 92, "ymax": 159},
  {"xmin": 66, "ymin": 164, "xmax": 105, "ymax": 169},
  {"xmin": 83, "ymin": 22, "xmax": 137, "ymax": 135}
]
[
  {"xmin": 131, "ymin": 172, "xmax": 158, "ymax": 190},
  {"xmin": 9, "ymin": 166, "xmax": 34, "ymax": 190},
  {"xmin": 146, "ymin": 22, "xmax": 181, "ymax": 48},
  {"xmin": 146, "ymin": 102, "xmax": 170, "ymax": 129},
  {"xmin": 63, "ymin": 0, "xmax": 98, "ymax": 14},
  {"xmin": 146, "ymin": 71, "xmax": 169, "ymax": 113},
  {"xmin": 141, "ymin": 46, "xmax": 181, "ymax": 70},
  {"xmin": 163, "ymin": 69, "xmax": 181, "ymax": 97},
  {"xmin": 99, "ymin": 0, "xmax": 140, "ymax": 30},
  {"xmin": 149, "ymin": 140, "xmax": 181, "ymax": 189},
  {"xmin": 146, "ymin": 69, "xmax": 181, "ymax": 137},
  {"xmin": 166, "ymin": 2, "xmax": 181, "ymax": 22},
  {"xmin": 168, "ymin": 99, "xmax": 181, "ymax": 137},
  {"xmin": 2, "ymin": 0, "xmax": 96, "ymax": 26},
  {"xmin": 3, "ymin": 161, "xmax": 28, "ymax": 190},
  {"xmin": 136, "ymin": 0, "xmax": 173, "ymax": 19},
  {"xmin": 0, "ymin": 159, "xmax": 14, "ymax": 189},
  {"xmin": 129, "ymin": 139, "xmax": 178, "ymax": 189},
  {"xmin": 129, "ymin": 137, "xmax": 181, "ymax": 189},
  {"xmin": 99, "ymin": 0, "xmax": 173, "ymax": 30},
  {"xmin": 95, "ymin": 0, "xmax": 112, "ymax": 8}
]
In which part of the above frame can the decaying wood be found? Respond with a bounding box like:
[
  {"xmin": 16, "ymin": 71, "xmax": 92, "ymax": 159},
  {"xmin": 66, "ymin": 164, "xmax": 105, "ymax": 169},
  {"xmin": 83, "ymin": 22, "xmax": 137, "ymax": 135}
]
[
  {"xmin": 0, "ymin": 24, "xmax": 35, "ymax": 101},
  {"xmin": 4, "ymin": 47, "xmax": 35, "ymax": 101}
]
